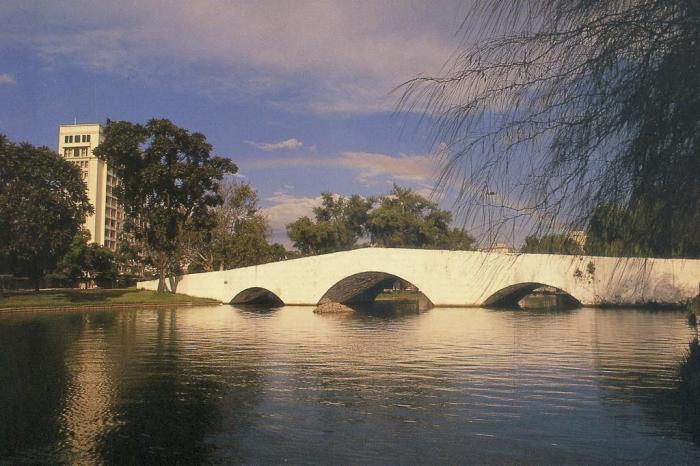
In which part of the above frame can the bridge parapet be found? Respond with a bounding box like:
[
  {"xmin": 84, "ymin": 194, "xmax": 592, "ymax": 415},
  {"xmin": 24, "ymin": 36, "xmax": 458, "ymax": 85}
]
[{"xmin": 139, "ymin": 248, "xmax": 700, "ymax": 307}]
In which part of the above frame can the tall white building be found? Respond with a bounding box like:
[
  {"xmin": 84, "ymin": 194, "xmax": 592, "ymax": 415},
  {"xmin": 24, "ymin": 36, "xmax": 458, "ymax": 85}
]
[{"xmin": 58, "ymin": 123, "xmax": 123, "ymax": 250}]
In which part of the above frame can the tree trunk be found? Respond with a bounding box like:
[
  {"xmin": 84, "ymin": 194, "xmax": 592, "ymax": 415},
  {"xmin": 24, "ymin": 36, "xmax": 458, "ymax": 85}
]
[
  {"xmin": 32, "ymin": 258, "xmax": 40, "ymax": 292},
  {"xmin": 156, "ymin": 253, "xmax": 170, "ymax": 293},
  {"xmin": 157, "ymin": 266, "xmax": 167, "ymax": 293}
]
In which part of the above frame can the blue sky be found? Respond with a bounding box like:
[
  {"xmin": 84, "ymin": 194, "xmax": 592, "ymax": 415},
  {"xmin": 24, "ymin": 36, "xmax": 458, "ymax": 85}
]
[{"xmin": 1, "ymin": 1, "xmax": 519, "ymax": 246}]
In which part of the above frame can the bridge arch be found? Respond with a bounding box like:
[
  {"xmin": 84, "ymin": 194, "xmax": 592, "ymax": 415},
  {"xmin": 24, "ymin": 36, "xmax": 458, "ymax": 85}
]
[
  {"xmin": 231, "ymin": 287, "xmax": 284, "ymax": 306},
  {"xmin": 482, "ymin": 282, "xmax": 581, "ymax": 309},
  {"xmin": 319, "ymin": 271, "xmax": 433, "ymax": 308}
]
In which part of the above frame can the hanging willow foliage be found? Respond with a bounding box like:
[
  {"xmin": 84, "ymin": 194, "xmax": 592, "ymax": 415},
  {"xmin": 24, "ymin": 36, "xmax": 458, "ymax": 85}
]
[{"xmin": 400, "ymin": 0, "xmax": 700, "ymax": 257}]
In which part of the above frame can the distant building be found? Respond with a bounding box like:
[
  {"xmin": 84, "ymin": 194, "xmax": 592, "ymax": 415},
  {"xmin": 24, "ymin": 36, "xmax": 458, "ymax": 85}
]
[
  {"xmin": 480, "ymin": 243, "xmax": 514, "ymax": 254},
  {"xmin": 57, "ymin": 123, "xmax": 123, "ymax": 250}
]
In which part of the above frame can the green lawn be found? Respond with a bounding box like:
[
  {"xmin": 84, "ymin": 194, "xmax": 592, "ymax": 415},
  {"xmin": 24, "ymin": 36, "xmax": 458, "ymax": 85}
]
[{"xmin": 0, "ymin": 288, "xmax": 220, "ymax": 309}]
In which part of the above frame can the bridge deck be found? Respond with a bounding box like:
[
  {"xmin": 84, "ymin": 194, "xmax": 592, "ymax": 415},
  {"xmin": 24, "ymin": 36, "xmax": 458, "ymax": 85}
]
[{"xmin": 139, "ymin": 248, "xmax": 700, "ymax": 307}]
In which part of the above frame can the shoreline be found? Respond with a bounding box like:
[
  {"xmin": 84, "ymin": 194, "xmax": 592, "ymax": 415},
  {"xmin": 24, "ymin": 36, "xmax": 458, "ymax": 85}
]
[
  {"xmin": 0, "ymin": 301, "xmax": 222, "ymax": 314},
  {"xmin": 0, "ymin": 288, "xmax": 221, "ymax": 313}
]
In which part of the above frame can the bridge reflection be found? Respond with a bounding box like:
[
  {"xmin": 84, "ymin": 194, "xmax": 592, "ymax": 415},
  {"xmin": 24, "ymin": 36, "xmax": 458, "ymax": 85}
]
[
  {"xmin": 231, "ymin": 287, "xmax": 284, "ymax": 306},
  {"xmin": 320, "ymin": 271, "xmax": 433, "ymax": 310},
  {"xmin": 484, "ymin": 282, "xmax": 581, "ymax": 310}
]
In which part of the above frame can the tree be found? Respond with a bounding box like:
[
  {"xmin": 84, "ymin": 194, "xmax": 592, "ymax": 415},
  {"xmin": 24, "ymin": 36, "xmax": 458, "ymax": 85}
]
[
  {"xmin": 181, "ymin": 181, "xmax": 290, "ymax": 272},
  {"xmin": 0, "ymin": 135, "xmax": 92, "ymax": 290},
  {"xmin": 521, "ymin": 234, "xmax": 583, "ymax": 255},
  {"xmin": 582, "ymin": 203, "xmax": 662, "ymax": 257},
  {"xmin": 94, "ymin": 119, "xmax": 237, "ymax": 292},
  {"xmin": 115, "ymin": 228, "xmax": 150, "ymax": 278},
  {"xmin": 367, "ymin": 185, "xmax": 475, "ymax": 250},
  {"xmin": 286, "ymin": 186, "xmax": 475, "ymax": 254},
  {"xmin": 57, "ymin": 230, "xmax": 92, "ymax": 286},
  {"xmin": 286, "ymin": 193, "xmax": 374, "ymax": 255},
  {"xmin": 401, "ymin": 0, "xmax": 700, "ymax": 258},
  {"xmin": 57, "ymin": 230, "xmax": 117, "ymax": 288},
  {"xmin": 86, "ymin": 243, "xmax": 117, "ymax": 285}
]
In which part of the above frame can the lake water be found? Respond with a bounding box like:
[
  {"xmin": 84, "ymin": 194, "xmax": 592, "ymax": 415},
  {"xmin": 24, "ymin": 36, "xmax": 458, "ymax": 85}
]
[{"xmin": 1, "ymin": 305, "xmax": 699, "ymax": 464}]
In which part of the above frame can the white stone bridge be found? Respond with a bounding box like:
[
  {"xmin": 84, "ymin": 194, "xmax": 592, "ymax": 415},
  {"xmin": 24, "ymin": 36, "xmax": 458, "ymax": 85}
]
[{"xmin": 138, "ymin": 248, "xmax": 700, "ymax": 307}]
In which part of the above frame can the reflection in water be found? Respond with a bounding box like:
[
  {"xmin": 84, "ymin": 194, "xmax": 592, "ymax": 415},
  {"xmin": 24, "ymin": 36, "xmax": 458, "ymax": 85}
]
[{"xmin": 0, "ymin": 306, "xmax": 699, "ymax": 463}]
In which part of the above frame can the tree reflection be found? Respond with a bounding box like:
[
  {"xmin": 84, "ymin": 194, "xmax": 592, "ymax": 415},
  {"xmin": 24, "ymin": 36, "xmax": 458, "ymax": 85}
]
[
  {"xmin": 96, "ymin": 308, "xmax": 264, "ymax": 464},
  {"xmin": 0, "ymin": 314, "xmax": 79, "ymax": 461}
]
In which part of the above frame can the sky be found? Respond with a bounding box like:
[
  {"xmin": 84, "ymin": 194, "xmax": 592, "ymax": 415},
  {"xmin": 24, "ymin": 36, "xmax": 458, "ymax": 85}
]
[{"xmin": 0, "ymin": 0, "xmax": 494, "ymax": 247}]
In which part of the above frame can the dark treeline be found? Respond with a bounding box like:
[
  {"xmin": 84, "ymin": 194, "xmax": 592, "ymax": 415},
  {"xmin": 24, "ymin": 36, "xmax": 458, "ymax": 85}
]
[{"xmin": 0, "ymin": 120, "xmax": 292, "ymax": 293}]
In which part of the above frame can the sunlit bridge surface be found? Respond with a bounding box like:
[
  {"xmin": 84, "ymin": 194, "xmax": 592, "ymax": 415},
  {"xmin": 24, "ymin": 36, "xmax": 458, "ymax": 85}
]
[{"xmin": 1, "ymin": 306, "xmax": 699, "ymax": 463}]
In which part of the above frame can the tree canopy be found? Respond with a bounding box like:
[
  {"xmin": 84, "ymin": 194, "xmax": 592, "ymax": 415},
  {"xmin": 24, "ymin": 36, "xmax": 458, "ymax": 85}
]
[
  {"xmin": 182, "ymin": 181, "xmax": 290, "ymax": 272},
  {"xmin": 287, "ymin": 193, "xmax": 373, "ymax": 255},
  {"xmin": 286, "ymin": 185, "xmax": 475, "ymax": 254},
  {"xmin": 0, "ymin": 135, "xmax": 92, "ymax": 290},
  {"xmin": 367, "ymin": 185, "xmax": 475, "ymax": 250},
  {"xmin": 401, "ymin": 0, "xmax": 700, "ymax": 258},
  {"xmin": 57, "ymin": 230, "xmax": 117, "ymax": 287},
  {"xmin": 94, "ymin": 119, "xmax": 237, "ymax": 291}
]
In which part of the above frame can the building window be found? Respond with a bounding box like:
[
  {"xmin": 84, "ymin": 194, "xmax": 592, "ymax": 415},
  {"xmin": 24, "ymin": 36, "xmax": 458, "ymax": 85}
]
[
  {"xmin": 69, "ymin": 135, "xmax": 74, "ymax": 143},
  {"xmin": 86, "ymin": 134, "xmax": 91, "ymax": 142},
  {"xmin": 64, "ymin": 135, "xmax": 69, "ymax": 143}
]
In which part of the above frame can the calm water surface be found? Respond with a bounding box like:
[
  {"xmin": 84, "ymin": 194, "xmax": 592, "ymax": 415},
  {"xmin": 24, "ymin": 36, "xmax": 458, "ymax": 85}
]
[{"xmin": 1, "ymin": 305, "xmax": 699, "ymax": 464}]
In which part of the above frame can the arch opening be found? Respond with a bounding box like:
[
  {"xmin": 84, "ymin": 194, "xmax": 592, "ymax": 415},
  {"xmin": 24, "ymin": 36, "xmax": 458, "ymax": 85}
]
[
  {"xmin": 319, "ymin": 272, "xmax": 433, "ymax": 311},
  {"xmin": 231, "ymin": 287, "xmax": 284, "ymax": 306},
  {"xmin": 483, "ymin": 282, "xmax": 581, "ymax": 310}
]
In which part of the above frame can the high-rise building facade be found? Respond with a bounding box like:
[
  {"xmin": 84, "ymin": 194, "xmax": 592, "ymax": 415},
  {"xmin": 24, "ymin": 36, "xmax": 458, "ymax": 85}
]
[{"xmin": 58, "ymin": 123, "xmax": 123, "ymax": 250}]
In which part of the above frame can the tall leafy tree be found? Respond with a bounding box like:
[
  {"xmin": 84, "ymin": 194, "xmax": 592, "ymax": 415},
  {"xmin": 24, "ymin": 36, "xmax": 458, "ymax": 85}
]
[
  {"xmin": 286, "ymin": 193, "xmax": 374, "ymax": 255},
  {"xmin": 286, "ymin": 185, "xmax": 475, "ymax": 254},
  {"xmin": 402, "ymin": 0, "xmax": 700, "ymax": 257},
  {"xmin": 94, "ymin": 119, "xmax": 237, "ymax": 291},
  {"xmin": 367, "ymin": 185, "xmax": 475, "ymax": 250},
  {"xmin": 0, "ymin": 135, "xmax": 92, "ymax": 290},
  {"xmin": 182, "ymin": 181, "xmax": 289, "ymax": 271},
  {"xmin": 57, "ymin": 231, "xmax": 117, "ymax": 287}
]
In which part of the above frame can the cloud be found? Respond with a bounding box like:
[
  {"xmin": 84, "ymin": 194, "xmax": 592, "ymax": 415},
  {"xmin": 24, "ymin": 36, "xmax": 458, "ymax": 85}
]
[
  {"xmin": 337, "ymin": 151, "xmax": 437, "ymax": 185},
  {"xmin": 245, "ymin": 138, "xmax": 304, "ymax": 151},
  {"xmin": 0, "ymin": 0, "xmax": 467, "ymax": 114},
  {"xmin": 259, "ymin": 191, "xmax": 324, "ymax": 246},
  {"xmin": 240, "ymin": 149, "xmax": 439, "ymax": 187},
  {"xmin": 0, "ymin": 73, "xmax": 16, "ymax": 85}
]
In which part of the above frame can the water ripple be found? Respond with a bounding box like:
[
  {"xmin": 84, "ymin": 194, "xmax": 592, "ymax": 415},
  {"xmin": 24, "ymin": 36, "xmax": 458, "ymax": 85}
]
[{"xmin": 0, "ymin": 306, "xmax": 698, "ymax": 464}]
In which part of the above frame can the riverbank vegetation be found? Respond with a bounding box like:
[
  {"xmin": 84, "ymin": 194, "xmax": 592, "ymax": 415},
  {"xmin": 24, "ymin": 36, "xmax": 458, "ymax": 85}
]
[
  {"xmin": 0, "ymin": 288, "xmax": 218, "ymax": 310},
  {"xmin": 0, "ymin": 136, "xmax": 93, "ymax": 291},
  {"xmin": 0, "ymin": 120, "xmax": 295, "ymax": 293},
  {"xmin": 94, "ymin": 119, "xmax": 238, "ymax": 292}
]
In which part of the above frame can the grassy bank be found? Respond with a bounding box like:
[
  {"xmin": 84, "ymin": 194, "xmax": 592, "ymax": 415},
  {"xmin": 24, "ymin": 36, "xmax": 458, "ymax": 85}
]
[{"xmin": 0, "ymin": 288, "xmax": 220, "ymax": 310}]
